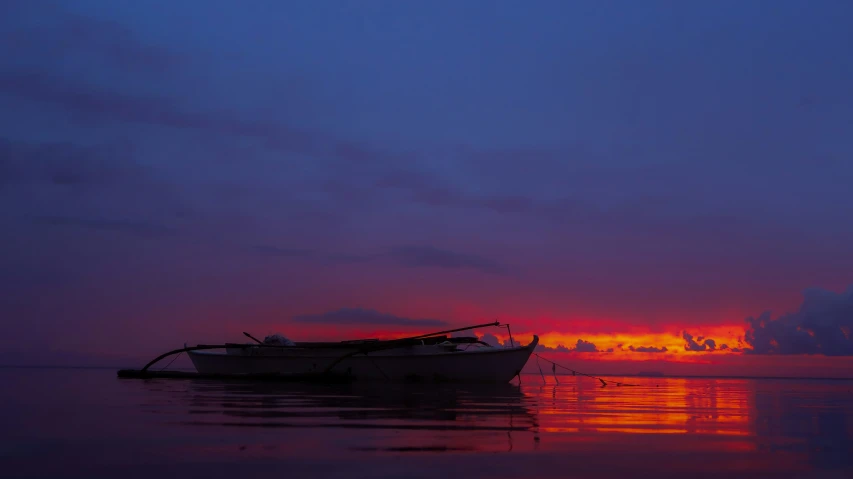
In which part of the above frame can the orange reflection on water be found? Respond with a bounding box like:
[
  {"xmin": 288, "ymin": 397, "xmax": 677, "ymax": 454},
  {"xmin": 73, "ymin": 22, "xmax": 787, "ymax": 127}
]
[
  {"xmin": 532, "ymin": 377, "xmax": 751, "ymax": 436},
  {"xmin": 4, "ymin": 369, "xmax": 852, "ymax": 479}
]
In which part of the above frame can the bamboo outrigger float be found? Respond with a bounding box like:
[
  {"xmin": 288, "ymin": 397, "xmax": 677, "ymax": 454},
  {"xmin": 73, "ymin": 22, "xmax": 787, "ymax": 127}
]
[{"xmin": 117, "ymin": 322, "xmax": 539, "ymax": 383}]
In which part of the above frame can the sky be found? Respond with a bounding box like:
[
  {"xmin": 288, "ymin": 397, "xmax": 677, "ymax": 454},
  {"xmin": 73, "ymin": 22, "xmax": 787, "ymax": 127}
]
[{"xmin": 1, "ymin": 0, "xmax": 852, "ymax": 376}]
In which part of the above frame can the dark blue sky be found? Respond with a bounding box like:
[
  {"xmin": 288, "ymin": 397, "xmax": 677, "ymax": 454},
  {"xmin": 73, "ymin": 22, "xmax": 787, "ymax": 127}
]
[{"xmin": 1, "ymin": 1, "xmax": 851, "ymax": 366}]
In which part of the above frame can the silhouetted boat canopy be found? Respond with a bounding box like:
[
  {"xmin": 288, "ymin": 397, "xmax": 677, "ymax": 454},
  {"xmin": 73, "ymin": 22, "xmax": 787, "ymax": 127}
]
[{"xmin": 118, "ymin": 321, "xmax": 538, "ymax": 383}]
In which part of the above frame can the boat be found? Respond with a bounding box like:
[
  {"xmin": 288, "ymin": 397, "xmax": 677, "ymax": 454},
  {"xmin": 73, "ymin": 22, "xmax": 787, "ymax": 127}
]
[
  {"xmin": 188, "ymin": 333, "xmax": 538, "ymax": 382},
  {"xmin": 120, "ymin": 322, "xmax": 539, "ymax": 383}
]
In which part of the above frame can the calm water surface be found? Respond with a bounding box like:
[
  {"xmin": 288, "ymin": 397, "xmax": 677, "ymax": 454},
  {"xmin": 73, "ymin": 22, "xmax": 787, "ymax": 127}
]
[{"xmin": 2, "ymin": 369, "xmax": 852, "ymax": 478}]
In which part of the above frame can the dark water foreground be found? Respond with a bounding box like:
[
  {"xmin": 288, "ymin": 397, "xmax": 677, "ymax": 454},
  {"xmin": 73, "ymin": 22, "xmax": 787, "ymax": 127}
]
[{"xmin": 1, "ymin": 369, "xmax": 852, "ymax": 479}]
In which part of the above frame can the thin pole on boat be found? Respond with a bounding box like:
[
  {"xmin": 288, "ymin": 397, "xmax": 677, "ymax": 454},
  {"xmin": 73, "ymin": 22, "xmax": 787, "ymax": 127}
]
[
  {"xmin": 402, "ymin": 321, "xmax": 501, "ymax": 342},
  {"xmin": 243, "ymin": 332, "xmax": 263, "ymax": 344},
  {"xmin": 136, "ymin": 321, "xmax": 506, "ymax": 377},
  {"xmin": 320, "ymin": 321, "xmax": 502, "ymax": 375}
]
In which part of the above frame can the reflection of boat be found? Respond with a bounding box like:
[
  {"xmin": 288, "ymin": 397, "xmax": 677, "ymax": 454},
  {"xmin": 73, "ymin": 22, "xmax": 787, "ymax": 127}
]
[
  {"xmin": 121, "ymin": 322, "xmax": 539, "ymax": 383},
  {"xmin": 169, "ymin": 379, "xmax": 540, "ymax": 453},
  {"xmin": 186, "ymin": 380, "xmax": 535, "ymax": 426}
]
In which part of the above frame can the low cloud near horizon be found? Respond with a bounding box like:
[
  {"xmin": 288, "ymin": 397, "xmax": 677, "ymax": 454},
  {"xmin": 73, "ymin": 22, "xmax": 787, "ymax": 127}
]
[
  {"xmin": 745, "ymin": 286, "xmax": 853, "ymax": 356},
  {"xmin": 683, "ymin": 331, "xmax": 717, "ymax": 352},
  {"xmin": 628, "ymin": 345, "xmax": 669, "ymax": 353},
  {"xmin": 536, "ymin": 339, "xmax": 614, "ymax": 353}
]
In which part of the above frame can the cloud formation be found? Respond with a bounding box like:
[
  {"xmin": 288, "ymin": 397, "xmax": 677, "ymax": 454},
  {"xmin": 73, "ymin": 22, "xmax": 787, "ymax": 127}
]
[
  {"xmin": 2, "ymin": 2, "xmax": 183, "ymax": 74},
  {"xmin": 536, "ymin": 339, "xmax": 609, "ymax": 353},
  {"xmin": 389, "ymin": 245, "xmax": 507, "ymax": 275},
  {"xmin": 375, "ymin": 167, "xmax": 537, "ymax": 214},
  {"xmin": 249, "ymin": 245, "xmax": 315, "ymax": 258},
  {"xmin": 745, "ymin": 286, "xmax": 853, "ymax": 355},
  {"xmin": 574, "ymin": 339, "xmax": 599, "ymax": 353},
  {"xmin": 683, "ymin": 331, "xmax": 718, "ymax": 352},
  {"xmin": 0, "ymin": 70, "xmax": 385, "ymax": 166},
  {"xmin": 535, "ymin": 343, "xmax": 572, "ymax": 353},
  {"xmin": 628, "ymin": 345, "xmax": 669, "ymax": 353},
  {"xmin": 35, "ymin": 215, "xmax": 176, "ymax": 238},
  {"xmin": 292, "ymin": 308, "xmax": 448, "ymax": 327},
  {"xmin": 0, "ymin": 137, "xmax": 188, "ymax": 223},
  {"xmin": 0, "ymin": 137, "xmax": 142, "ymax": 190},
  {"xmin": 248, "ymin": 246, "xmax": 379, "ymax": 266}
]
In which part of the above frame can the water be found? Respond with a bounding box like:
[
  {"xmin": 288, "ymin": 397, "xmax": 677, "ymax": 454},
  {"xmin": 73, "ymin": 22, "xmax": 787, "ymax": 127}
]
[{"xmin": 2, "ymin": 369, "xmax": 852, "ymax": 479}]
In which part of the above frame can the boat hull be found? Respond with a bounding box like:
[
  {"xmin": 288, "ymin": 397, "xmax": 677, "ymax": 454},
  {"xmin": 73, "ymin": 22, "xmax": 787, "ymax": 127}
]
[{"xmin": 188, "ymin": 336, "xmax": 538, "ymax": 382}]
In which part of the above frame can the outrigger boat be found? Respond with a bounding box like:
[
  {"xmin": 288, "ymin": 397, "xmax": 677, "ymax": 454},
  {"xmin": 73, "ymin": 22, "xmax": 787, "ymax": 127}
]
[{"xmin": 118, "ymin": 321, "xmax": 539, "ymax": 383}]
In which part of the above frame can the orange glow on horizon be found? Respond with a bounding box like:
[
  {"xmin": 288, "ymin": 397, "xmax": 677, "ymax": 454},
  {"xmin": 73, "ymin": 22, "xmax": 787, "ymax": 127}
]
[
  {"xmin": 478, "ymin": 324, "xmax": 746, "ymax": 361},
  {"xmin": 246, "ymin": 320, "xmax": 749, "ymax": 362}
]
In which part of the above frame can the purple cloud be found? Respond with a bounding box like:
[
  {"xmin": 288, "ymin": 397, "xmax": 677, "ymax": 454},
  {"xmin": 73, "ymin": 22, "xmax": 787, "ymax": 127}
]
[
  {"xmin": 628, "ymin": 345, "xmax": 669, "ymax": 353},
  {"xmin": 292, "ymin": 308, "xmax": 448, "ymax": 327},
  {"xmin": 374, "ymin": 167, "xmax": 537, "ymax": 214},
  {"xmin": 389, "ymin": 245, "xmax": 508, "ymax": 275},
  {"xmin": 35, "ymin": 215, "xmax": 176, "ymax": 238},
  {"xmin": 2, "ymin": 2, "xmax": 183, "ymax": 74},
  {"xmin": 0, "ymin": 137, "xmax": 141, "ymax": 189},
  {"xmin": 536, "ymin": 338, "xmax": 602, "ymax": 353},
  {"xmin": 536, "ymin": 344, "xmax": 572, "ymax": 353},
  {"xmin": 0, "ymin": 71, "xmax": 381, "ymax": 165},
  {"xmin": 248, "ymin": 246, "xmax": 378, "ymax": 265},
  {"xmin": 683, "ymin": 331, "xmax": 717, "ymax": 352},
  {"xmin": 573, "ymin": 339, "xmax": 599, "ymax": 353},
  {"xmin": 745, "ymin": 286, "xmax": 853, "ymax": 355},
  {"xmin": 249, "ymin": 245, "xmax": 315, "ymax": 259}
]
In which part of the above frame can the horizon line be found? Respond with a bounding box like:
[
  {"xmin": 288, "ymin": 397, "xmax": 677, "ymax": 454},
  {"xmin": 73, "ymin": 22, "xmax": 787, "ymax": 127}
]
[{"xmin": 2, "ymin": 364, "xmax": 852, "ymax": 381}]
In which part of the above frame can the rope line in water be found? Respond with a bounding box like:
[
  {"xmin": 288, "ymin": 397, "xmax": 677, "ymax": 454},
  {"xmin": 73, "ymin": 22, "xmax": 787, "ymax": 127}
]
[{"xmin": 532, "ymin": 352, "xmax": 643, "ymax": 387}]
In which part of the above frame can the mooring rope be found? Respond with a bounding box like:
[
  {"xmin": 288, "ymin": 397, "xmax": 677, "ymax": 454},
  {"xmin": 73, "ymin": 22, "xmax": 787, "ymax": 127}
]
[
  {"xmin": 364, "ymin": 351, "xmax": 390, "ymax": 380},
  {"xmin": 159, "ymin": 351, "xmax": 183, "ymax": 371},
  {"xmin": 532, "ymin": 352, "xmax": 643, "ymax": 387}
]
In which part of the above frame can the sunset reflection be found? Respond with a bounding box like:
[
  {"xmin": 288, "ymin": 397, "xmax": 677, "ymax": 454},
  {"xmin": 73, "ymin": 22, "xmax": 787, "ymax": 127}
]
[
  {"xmin": 533, "ymin": 377, "xmax": 750, "ymax": 435},
  {"xmin": 3, "ymin": 369, "xmax": 852, "ymax": 478}
]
